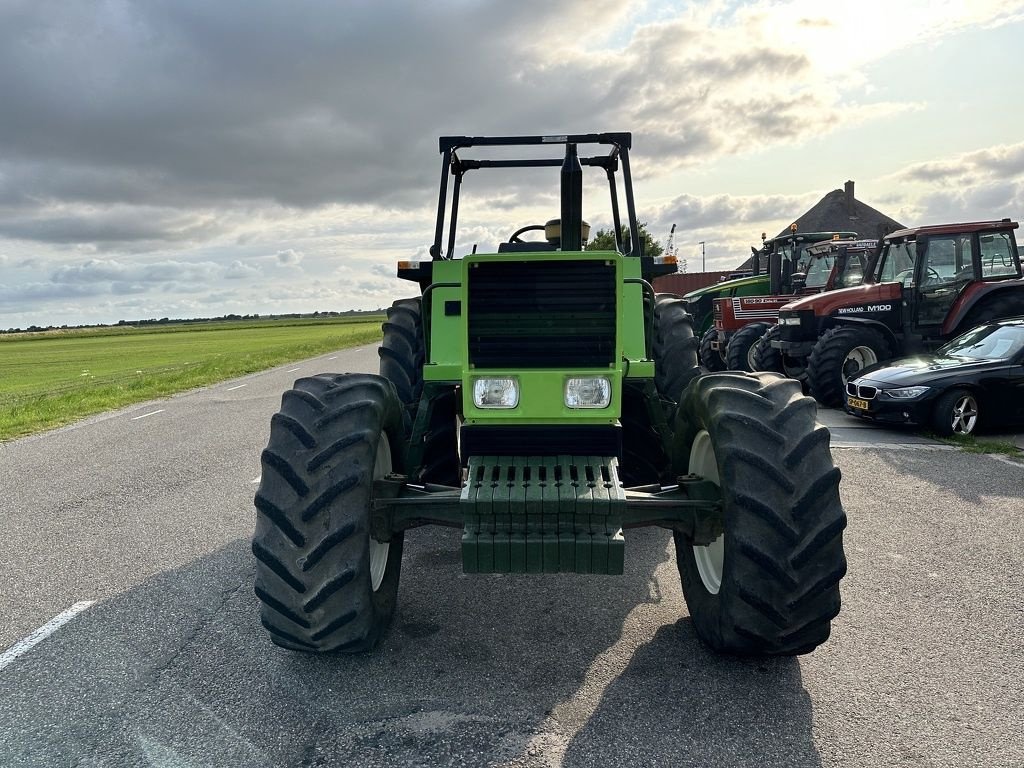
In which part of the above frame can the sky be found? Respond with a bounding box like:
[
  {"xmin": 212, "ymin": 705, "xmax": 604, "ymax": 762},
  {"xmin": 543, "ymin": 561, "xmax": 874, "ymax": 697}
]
[{"xmin": 2, "ymin": 0, "xmax": 1024, "ymax": 328}]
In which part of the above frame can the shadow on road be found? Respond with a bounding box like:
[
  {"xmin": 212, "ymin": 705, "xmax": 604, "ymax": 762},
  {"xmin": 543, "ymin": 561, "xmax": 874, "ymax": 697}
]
[
  {"xmin": 870, "ymin": 444, "xmax": 1022, "ymax": 505},
  {"xmin": 560, "ymin": 622, "xmax": 820, "ymax": 768},
  {"xmin": 0, "ymin": 525, "xmax": 820, "ymax": 767}
]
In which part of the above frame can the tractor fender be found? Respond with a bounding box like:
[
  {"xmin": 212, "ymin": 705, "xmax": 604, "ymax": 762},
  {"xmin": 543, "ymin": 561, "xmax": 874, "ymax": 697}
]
[
  {"xmin": 943, "ymin": 279, "xmax": 1024, "ymax": 336},
  {"xmin": 821, "ymin": 315, "xmax": 900, "ymax": 352}
]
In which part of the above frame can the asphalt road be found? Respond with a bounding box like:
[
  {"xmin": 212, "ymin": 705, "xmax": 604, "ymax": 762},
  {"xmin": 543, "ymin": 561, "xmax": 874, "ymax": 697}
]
[{"xmin": 1, "ymin": 349, "xmax": 1021, "ymax": 767}]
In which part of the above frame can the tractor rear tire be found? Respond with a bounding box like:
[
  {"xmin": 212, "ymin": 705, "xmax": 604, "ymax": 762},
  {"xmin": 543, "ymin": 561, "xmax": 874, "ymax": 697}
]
[
  {"xmin": 253, "ymin": 373, "xmax": 405, "ymax": 653},
  {"xmin": 379, "ymin": 297, "xmax": 460, "ymax": 485},
  {"xmin": 750, "ymin": 324, "xmax": 809, "ymax": 384},
  {"xmin": 699, "ymin": 327, "xmax": 727, "ymax": 372},
  {"xmin": 671, "ymin": 372, "xmax": 847, "ymax": 656},
  {"xmin": 725, "ymin": 322, "xmax": 771, "ymax": 372},
  {"xmin": 961, "ymin": 292, "xmax": 1024, "ymax": 330},
  {"xmin": 653, "ymin": 294, "xmax": 701, "ymax": 403},
  {"xmin": 807, "ymin": 326, "xmax": 892, "ymax": 407},
  {"xmin": 620, "ymin": 382, "xmax": 671, "ymax": 487},
  {"xmin": 378, "ymin": 299, "xmax": 424, "ymax": 414}
]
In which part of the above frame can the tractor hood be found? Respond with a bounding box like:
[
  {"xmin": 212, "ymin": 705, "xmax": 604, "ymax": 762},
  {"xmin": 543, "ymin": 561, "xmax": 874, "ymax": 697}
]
[
  {"xmin": 781, "ymin": 282, "xmax": 900, "ymax": 315},
  {"xmin": 683, "ymin": 273, "xmax": 767, "ymax": 300}
]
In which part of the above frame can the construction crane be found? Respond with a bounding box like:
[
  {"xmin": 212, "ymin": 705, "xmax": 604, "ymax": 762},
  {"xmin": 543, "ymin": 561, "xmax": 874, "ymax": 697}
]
[{"xmin": 665, "ymin": 223, "xmax": 686, "ymax": 273}]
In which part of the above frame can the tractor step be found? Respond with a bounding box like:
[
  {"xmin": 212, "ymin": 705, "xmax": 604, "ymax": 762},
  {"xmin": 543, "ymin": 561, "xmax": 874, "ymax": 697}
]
[{"xmin": 460, "ymin": 455, "xmax": 626, "ymax": 575}]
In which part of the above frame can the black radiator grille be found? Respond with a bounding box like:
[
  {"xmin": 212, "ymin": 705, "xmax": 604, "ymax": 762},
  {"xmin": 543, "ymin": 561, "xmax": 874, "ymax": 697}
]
[{"xmin": 467, "ymin": 259, "xmax": 616, "ymax": 368}]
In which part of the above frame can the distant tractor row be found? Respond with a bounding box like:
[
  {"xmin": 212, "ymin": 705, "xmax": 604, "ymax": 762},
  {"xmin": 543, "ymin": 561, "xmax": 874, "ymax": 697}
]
[{"xmin": 686, "ymin": 219, "xmax": 1024, "ymax": 408}]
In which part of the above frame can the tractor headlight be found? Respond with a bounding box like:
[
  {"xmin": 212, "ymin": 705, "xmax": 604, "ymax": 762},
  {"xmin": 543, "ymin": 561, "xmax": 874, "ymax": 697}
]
[
  {"xmin": 565, "ymin": 376, "xmax": 611, "ymax": 409},
  {"xmin": 780, "ymin": 316, "xmax": 801, "ymax": 326},
  {"xmin": 473, "ymin": 378, "xmax": 519, "ymax": 409},
  {"xmin": 881, "ymin": 386, "xmax": 929, "ymax": 400}
]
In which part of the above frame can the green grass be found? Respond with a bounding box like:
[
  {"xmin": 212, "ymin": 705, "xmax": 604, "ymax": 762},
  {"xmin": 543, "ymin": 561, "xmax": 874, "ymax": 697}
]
[
  {"xmin": 929, "ymin": 432, "xmax": 1022, "ymax": 456},
  {"xmin": 0, "ymin": 316, "xmax": 384, "ymax": 440}
]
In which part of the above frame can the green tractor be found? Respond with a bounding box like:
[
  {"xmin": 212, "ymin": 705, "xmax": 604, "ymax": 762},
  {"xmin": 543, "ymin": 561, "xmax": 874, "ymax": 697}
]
[
  {"xmin": 691, "ymin": 229, "xmax": 857, "ymax": 370},
  {"xmin": 252, "ymin": 133, "xmax": 847, "ymax": 657}
]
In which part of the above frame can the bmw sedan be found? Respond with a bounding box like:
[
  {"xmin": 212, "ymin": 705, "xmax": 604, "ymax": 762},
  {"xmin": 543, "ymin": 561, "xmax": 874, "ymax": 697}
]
[{"xmin": 844, "ymin": 316, "xmax": 1024, "ymax": 436}]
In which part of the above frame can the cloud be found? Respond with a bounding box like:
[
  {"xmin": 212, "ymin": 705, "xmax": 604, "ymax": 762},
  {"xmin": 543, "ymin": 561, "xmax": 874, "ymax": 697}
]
[
  {"xmin": 0, "ymin": 203, "xmax": 227, "ymax": 248},
  {"xmin": 888, "ymin": 141, "xmax": 1024, "ymax": 185},
  {"xmin": 275, "ymin": 248, "xmax": 303, "ymax": 265},
  {"xmin": 51, "ymin": 258, "xmax": 222, "ymax": 285},
  {"xmin": 225, "ymin": 260, "xmax": 261, "ymax": 279},
  {"xmin": 653, "ymin": 191, "xmax": 820, "ymax": 232},
  {"xmin": 2, "ymin": 0, "xmax": 1023, "ymax": 326}
]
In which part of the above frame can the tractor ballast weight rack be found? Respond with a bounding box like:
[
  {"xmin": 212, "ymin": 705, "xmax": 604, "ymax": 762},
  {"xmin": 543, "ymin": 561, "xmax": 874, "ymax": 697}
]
[
  {"xmin": 768, "ymin": 219, "xmax": 1024, "ymax": 406},
  {"xmin": 253, "ymin": 133, "xmax": 847, "ymax": 658}
]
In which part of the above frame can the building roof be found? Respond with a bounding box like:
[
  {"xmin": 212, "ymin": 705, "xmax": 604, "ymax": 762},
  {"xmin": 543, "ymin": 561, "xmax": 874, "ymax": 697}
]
[
  {"xmin": 734, "ymin": 181, "xmax": 904, "ymax": 271},
  {"xmin": 776, "ymin": 182, "xmax": 904, "ymax": 240}
]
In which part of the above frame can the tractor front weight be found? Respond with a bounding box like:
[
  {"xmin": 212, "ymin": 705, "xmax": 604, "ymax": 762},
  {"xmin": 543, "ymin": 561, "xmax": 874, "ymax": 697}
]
[{"xmin": 370, "ymin": 457, "xmax": 723, "ymax": 575}]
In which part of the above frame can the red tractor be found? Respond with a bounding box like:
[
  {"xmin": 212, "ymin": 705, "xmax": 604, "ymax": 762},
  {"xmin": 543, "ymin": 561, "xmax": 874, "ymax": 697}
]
[
  {"xmin": 759, "ymin": 219, "xmax": 1024, "ymax": 406},
  {"xmin": 712, "ymin": 238, "xmax": 876, "ymax": 371}
]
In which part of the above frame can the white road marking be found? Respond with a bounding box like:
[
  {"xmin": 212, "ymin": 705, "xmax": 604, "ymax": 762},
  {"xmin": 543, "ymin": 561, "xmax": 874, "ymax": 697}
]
[
  {"xmin": 131, "ymin": 409, "xmax": 165, "ymax": 421},
  {"xmin": 226, "ymin": 384, "xmax": 247, "ymax": 391},
  {"xmin": 287, "ymin": 367, "xmax": 301, "ymax": 373},
  {"xmin": 328, "ymin": 356, "xmax": 337, "ymax": 361},
  {"xmin": 989, "ymin": 454, "xmax": 1024, "ymax": 468},
  {"xmin": 0, "ymin": 601, "xmax": 95, "ymax": 673}
]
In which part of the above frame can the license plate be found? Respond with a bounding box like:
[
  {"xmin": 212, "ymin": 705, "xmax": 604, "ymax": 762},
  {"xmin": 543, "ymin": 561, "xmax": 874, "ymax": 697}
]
[{"xmin": 848, "ymin": 397, "xmax": 869, "ymax": 411}]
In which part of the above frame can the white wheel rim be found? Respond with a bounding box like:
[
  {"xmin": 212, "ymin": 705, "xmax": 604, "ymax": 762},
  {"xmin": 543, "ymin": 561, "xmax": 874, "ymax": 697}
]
[
  {"xmin": 369, "ymin": 432, "xmax": 392, "ymax": 592},
  {"xmin": 951, "ymin": 395, "xmax": 978, "ymax": 435},
  {"xmin": 842, "ymin": 345, "xmax": 878, "ymax": 383},
  {"xmin": 689, "ymin": 430, "xmax": 724, "ymax": 594},
  {"xmin": 746, "ymin": 341, "xmax": 759, "ymax": 370}
]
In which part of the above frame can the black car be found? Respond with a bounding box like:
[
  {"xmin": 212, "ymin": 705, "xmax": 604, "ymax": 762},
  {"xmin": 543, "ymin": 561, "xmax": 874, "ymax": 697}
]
[{"xmin": 844, "ymin": 316, "xmax": 1024, "ymax": 435}]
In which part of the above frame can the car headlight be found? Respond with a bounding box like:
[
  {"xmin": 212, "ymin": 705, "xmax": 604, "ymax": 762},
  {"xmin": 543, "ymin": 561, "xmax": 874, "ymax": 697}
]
[
  {"xmin": 473, "ymin": 378, "xmax": 519, "ymax": 408},
  {"xmin": 881, "ymin": 386, "xmax": 930, "ymax": 399},
  {"xmin": 565, "ymin": 376, "xmax": 611, "ymax": 409}
]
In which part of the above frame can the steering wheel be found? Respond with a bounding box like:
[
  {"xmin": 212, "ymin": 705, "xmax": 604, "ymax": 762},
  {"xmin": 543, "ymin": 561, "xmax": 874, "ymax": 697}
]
[{"xmin": 507, "ymin": 224, "xmax": 547, "ymax": 244}]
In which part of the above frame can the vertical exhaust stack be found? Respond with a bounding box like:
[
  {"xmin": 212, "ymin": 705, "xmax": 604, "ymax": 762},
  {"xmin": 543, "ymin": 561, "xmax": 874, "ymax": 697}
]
[
  {"xmin": 845, "ymin": 180, "xmax": 855, "ymax": 217},
  {"xmin": 561, "ymin": 143, "xmax": 583, "ymax": 251}
]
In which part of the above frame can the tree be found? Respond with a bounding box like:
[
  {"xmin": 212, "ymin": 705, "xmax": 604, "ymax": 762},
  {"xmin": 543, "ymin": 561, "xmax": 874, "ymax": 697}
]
[{"xmin": 585, "ymin": 221, "xmax": 663, "ymax": 257}]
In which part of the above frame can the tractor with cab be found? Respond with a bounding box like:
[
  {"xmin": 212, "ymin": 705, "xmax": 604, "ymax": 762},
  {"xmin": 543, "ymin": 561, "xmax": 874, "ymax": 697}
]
[
  {"xmin": 711, "ymin": 236, "xmax": 875, "ymax": 372},
  {"xmin": 761, "ymin": 219, "xmax": 1024, "ymax": 406}
]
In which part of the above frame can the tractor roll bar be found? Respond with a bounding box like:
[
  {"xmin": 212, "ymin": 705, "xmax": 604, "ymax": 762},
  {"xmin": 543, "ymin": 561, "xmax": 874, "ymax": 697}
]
[{"xmin": 431, "ymin": 133, "xmax": 640, "ymax": 261}]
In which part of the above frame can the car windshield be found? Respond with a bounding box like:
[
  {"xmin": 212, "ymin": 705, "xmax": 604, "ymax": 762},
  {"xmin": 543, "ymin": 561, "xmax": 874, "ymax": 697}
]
[{"xmin": 938, "ymin": 324, "xmax": 1024, "ymax": 360}]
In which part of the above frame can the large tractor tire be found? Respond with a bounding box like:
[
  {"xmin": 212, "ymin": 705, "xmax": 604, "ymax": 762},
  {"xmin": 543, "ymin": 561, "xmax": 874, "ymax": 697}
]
[
  {"xmin": 751, "ymin": 324, "xmax": 808, "ymax": 383},
  {"xmin": 699, "ymin": 327, "xmax": 727, "ymax": 372},
  {"xmin": 653, "ymin": 294, "xmax": 701, "ymax": 403},
  {"xmin": 379, "ymin": 297, "xmax": 460, "ymax": 486},
  {"xmin": 671, "ymin": 372, "xmax": 847, "ymax": 656},
  {"xmin": 253, "ymin": 374, "xmax": 405, "ymax": 653},
  {"xmin": 620, "ymin": 382, "xmax": 671, "ymax": 487},
  {"xmin": 725, "ymin": 322, "xmax": 771, "ymax": 372},
  {"xmin": 960, "ymin": 291, "xmax": 1024, "ymax": 330},
  {"xmin": 807, "ymin": 326, "xmax": 892, "ymax": 407}
]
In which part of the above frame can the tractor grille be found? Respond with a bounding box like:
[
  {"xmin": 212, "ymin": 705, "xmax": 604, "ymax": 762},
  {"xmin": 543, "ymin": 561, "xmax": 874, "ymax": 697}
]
[{"xmin": 467, "ymin": 259, "xmax": 616, "ymax": 368}]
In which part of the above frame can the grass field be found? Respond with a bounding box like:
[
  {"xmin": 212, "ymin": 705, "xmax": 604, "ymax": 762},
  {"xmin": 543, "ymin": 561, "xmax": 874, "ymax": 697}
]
[{"xmin": 0, "ymin": 316, "xmax": 384, "ymax": 440}]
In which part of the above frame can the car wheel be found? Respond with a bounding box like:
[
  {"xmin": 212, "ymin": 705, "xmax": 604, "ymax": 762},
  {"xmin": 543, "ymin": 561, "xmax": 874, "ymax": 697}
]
[{"xmin": 931, "ymin": 388, "xmax": 980, "ymax": 436}]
